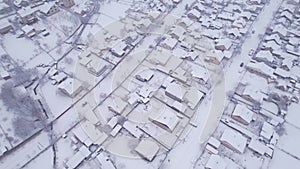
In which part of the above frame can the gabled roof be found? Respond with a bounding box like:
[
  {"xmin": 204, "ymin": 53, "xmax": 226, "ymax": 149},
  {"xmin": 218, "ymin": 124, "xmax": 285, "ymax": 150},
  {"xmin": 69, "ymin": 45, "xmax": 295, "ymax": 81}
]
[{"xmin": 220, "ymin": 129, "xmax": 247, "ymax": 154}]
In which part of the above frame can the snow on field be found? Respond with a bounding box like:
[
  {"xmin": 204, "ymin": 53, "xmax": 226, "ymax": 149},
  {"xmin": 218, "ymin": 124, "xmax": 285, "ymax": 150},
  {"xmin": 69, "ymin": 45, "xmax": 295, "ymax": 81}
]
[
  {"xmin": 47, "ymin": 10, "xmax": 81, "ymax": 37},
  {"xmin": 269, "ymin": 148, "xmax": 300, "ymax": 169},
  {"xmin": 52, "ymin": 107, "xmax": 79, "ymax": 136},
  {"xmin": 99, "ymin": 1, "xmax": 132, "ymax": 21},
  {"xmin": 285, "ymin": 103, "xmax": 300, "ymax": 128},
  {"xmin": 0, "ymin": 131, "xmax": 51, "ymax": 169},
  {"xmin": 2, "ymin": 34, "xmax": 42, "ymax": 64},
  {"xmin": 24, "ymin": 51, "xmax": 54, "ymax": 69},
  {"xmin": 32, "ymin": 19, "xmax": 69, "ymax": 52},
  {"xmin": 58, "ymin": 49, "xmax": 81, "ymax": 75},
  {"xmin": 22, "ymin": 147, "xmax": 53, "ymax": 169},
  {"xmin": 48, "ymin": 43, "xmax": 72, "ymax": 60},
  {"xmin": 78, "ymin": 24, "xmax": 102, "ymax": 44},
  {"xmin": 276, "ymin": 123, "xmax": 300, "ymax": 158}
]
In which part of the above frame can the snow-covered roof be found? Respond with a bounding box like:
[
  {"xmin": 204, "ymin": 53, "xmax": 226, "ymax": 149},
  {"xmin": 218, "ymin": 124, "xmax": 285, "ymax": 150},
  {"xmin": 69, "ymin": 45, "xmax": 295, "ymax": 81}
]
[
  {"xmin": 184, "ymin": 87, "xmax": 204, "ymax": 109},
  {"xmin": 169, "ymin": 25, "xmax": 185, "ymax": 40},
  {"xmin": 191, "ymin": 65, "xmax": 209, "ymax": 82},
  {"xmin": 260, "ymin": 122, "xmax": 274, "ymax": 140},
  {"xmin": 188, "ymin": 9, "xmax": 201, "ymax": 19},
  {"xmin": 135, "ymin": 139, "xmax": 160, "ymax": 161},
  {"xmin": 274, "ymin": 67, "xmax": 290, "ymax": 79},
  {"xmin": 135, "ymin": 69, "xmax": 154, "ymax": 82},
  {"xmin": 254, "ymin": 50, "xmax": 274, "ymax": 63},
  {"xmin": 150, "ymin": 107, "xmax": 179, "ymax": 132},
  {"xmin": 208, "ymin": 137, "xmax": 221, "ymax": 149},
  {"xmin": 232, "ymin": 104, "xmax": 254, "ymax": 125},
  {"xmin": 165, "ymin": 82, "xmax": 185, "ymax": 102},
  {"xmin": 38, "ymin": 2, "xmax": 56, "ymax": 14},
  {"xmin": 58, "ymin": 78, "xmax": 82, "ymax": 97},
  {"xmin": 160, "ymin": 36, "xmax": 178, "ymax": 50},
  {"xmin": 215, "ymin": 38, "xmax": 232, "ymax": 51},
  {"xmin": 220, "ymin": 129, "xmax": 247, "ymax": 154},
  {"xmin": 248, "ymin": 139, "xmax": 267, "ymax": 155},
  {"xmin": 245, "ymin": 61, "xmax": 275, "ymax": 78}
]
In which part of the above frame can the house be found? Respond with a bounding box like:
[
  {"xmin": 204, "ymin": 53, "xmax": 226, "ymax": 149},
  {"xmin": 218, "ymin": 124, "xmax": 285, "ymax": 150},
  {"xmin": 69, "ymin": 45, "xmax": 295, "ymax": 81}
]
[
  {"xmin": 220, "ymin": 129, "xmax": 247, "ymax": 154},
  {"xmin": 232, "ymin": 104, "xmax": 254, "ymax": 125},
  {"xmin": 87, "ymin": 59, "xmax": 111, "ymax": 77},
  {"xmin": 215, "ymin": 39, "xmax": 232, "ymax": 51},
  {"xmin": 165, "ymin": 81, "xmax": 185, "ymax": 102},
  {"xmin": 184, "ymin": 87, "xmax": 204, "ymax": 109},
  {"xmin": 191, "ymin": 65, "xmax": 209, "ymax": 83},
  {"xmin": 110, "ymin": 41, "xmax": 130, "ymax": 57},
  {"xmin": 240, "ymin": 11, "xmax": 253, "ymax": 21},
  {"xmin": 207, "ymin": 137, "xmax": 221, "ymax": 149},
  {"xmin": 245, "ymin": 61, "xmax": 275, "ymax": 79},
  {"xmin": 248, "ymin": 139, "xmax": 267, "ymax": 155},
  {"xmin": 265, "ymin": 34, "xmax": 282, "ymax": 45},
  {"xmin": 21, "ymin": 25, "xmax": 36, "ymax": 37},
  {"xmin": 187, "ymin": 9, "xmax": 201, "ymax": 20},
  {"xmin": 72, "ymin": 125, "xmax": 93, "ymax": 147},
  {"xmin": 247, "ymin": 0, "xmax": 262, "ymax": 5},
  {"xmin": 270, "ymin": 24, "xmax": 287, "ymax": 38},
  {"xmin": 280, "ymin": 10, "xmax": 293, "ymax": 22},
  {"xmin": 0, "ymin": 20, "xmax": 13, "ymax": 34},
  {"xmin": 149, "ymin": 107, "xmax": 180, "ymax": 132},
  {"xmin": 61, "ymin": 0, "xmax": 75, "ymax": 8},
  {"xmin": 134, "ymin": 139, "xmax": 160, "ymax": 161},
  {"xmin": 17, "ymin": 7, "xmax": 38, "ymax": 24},
  {"xmin": 58, "ymin": 78, "xmax": 83, "ymax": 98},
  {"xmin": 232, "ymin": 18, "xmax": 247, "ymax": 28},
  {"xmin": 185, "ymin": 51, "xmax": 199, "ymax": 61},
  {"xmin": 177, "ymin": 17, "xmax": 193, "ymax": 28},
  {"xmin": 148, "ymin": 12, "xmax": 160, "ymax": 22},
  {"xmin": 227, "ymin": 27, "xmax": 241, "ymax": 39},
  {"xmin": 273, "ymin": 67, "xmax": 290, "ymax": 79},
  {"xmin": 39, "ymin": 2, "xmax": 60, "ymax": 16},
  {"xmin": 253, "ymin": 50, "xmax": 274, "ymax": 64},
  {"xmin": 261, "ymin": 41, "xmax": 281, "ymax": 52},
  {"xmin": 205, "ymin": 50, "xmax": 224, "ymax": 64},
  {"xmin": 135, "ymin": 69, "xmax": 154, "ymax": 82},
  {"xmin": 169, "ymin": 25, "xmax": 185, "ymax": 41},
  {"xmin": 205, "ymin": 155, "xmax": 227, "ymax": 169},
  {"xmin": 260, "ymin": 122, "xmax": 274, "ymax": 140},
  {"xmin": 170, "ymin": 100, "xmax": 187, "ymax": 113},
  {"xmin": 202, "ymin": 29, "xmax": 220, "ymax": 39},
  {"xmin": 217, "ymin": 12, "xmax": 235, "ymax": 22},
  {"xmin": 160, "ymin": 36, "xmax": 178, "ymax": 50}
]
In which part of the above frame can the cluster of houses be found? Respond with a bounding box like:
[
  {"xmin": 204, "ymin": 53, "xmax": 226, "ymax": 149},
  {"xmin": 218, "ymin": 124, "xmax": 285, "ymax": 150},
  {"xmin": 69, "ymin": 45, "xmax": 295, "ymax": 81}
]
[
  {"xmin": 0, "ymin": 0, "xmax": 75, "ymax": 37},
  {"xmin": 56, "ymin": 0, "xmax": 274, "ymax": 167},
  {"xmin": 201, "ymin": 0, "xmax": 300, "ymax": 168},
  {"xmin": 186, "ymin": 0, "xmax": 266, "ymax": 66}
]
